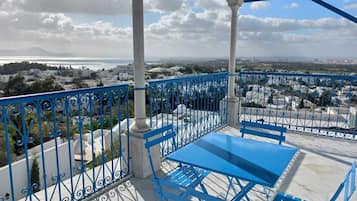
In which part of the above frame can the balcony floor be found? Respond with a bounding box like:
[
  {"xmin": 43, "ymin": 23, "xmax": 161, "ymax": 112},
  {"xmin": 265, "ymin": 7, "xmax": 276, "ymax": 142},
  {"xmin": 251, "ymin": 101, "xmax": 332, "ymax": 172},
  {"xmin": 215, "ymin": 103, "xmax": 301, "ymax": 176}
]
[{"xmin": 89, "ymin": 126, "xmax": 357, "ymax": 201}]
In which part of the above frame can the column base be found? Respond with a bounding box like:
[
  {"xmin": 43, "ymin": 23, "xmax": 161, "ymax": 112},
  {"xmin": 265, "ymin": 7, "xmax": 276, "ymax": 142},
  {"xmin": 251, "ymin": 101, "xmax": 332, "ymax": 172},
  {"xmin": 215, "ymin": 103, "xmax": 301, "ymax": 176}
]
[
  {"xmin": 227, "ymin": 97, "xmax": 240, "ymax": 128},
  {"xmin": 129, "ymin": 124, "xmax": 161, "ymax": 179}
]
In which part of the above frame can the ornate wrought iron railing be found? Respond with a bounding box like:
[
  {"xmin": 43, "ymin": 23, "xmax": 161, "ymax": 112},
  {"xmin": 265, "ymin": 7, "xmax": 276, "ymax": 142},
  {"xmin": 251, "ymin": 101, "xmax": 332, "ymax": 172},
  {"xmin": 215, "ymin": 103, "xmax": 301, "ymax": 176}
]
[
  {"xmin": 0, "ymin": 84, "xmax": 131, "ymax": 201},
  {"xmin": 147, "ymin": 73, "xmax": 228, "ymax": 156},
  {"xmin": 1, "ymin": 71, "xmax": 357, "ymax": 201},
  {"xmin": 237, "ymin": 72, "xmax": 357, "ymax": 140}
]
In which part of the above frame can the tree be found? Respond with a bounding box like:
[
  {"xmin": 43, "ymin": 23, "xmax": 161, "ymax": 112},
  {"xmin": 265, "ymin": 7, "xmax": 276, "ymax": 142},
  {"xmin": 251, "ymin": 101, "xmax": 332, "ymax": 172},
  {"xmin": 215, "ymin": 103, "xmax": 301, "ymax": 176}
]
[
  {"xmin": 31, "ymin": 157, "xmax": 40, "ymax": 193},
  {"xmin": 319, "ymin": 90, "xmax": 333, "ymax": 106},
  {"xmin": 90, "ymin": 72, "xmax": 97, "ymax": 79},
  {"xmin": 0, "ymin": 133, "xmax": 9, "ymax": 167},
  {"xmin": 4, "ymin": 74, "xmax": 27, "ymax": 96},
  {"xmin": 28, "ymin": 78, "xmax": 64, "ymax": 94},
  {"xmin": 97, "ymin": 80, "xmax": 104, "ymax": 87},
  {"xmin": 72, "ymin": 78, "xmax": 89, "ymax": 89},
  {"xmin": 299, "ymin": 98, "xmax": 305, "ymax": 109},
  {"xmin": 267, "ymin": 94, "xmax": 274, "ymax": 104}
]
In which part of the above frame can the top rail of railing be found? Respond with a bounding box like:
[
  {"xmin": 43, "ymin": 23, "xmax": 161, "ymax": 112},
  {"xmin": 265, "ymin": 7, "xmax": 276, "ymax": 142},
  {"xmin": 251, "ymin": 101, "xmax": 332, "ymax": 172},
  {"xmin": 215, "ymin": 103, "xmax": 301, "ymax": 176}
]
[
  {"xmin": 236, "ymin": 71, "xmax": 357, "ymax": 80},
  {"xmin": 148, "ymin": 72, "xmax": 228, "ymax": 85},
  {"xmin": 0, "ymin": 84, "xmax": 129, "ymax": 105}
]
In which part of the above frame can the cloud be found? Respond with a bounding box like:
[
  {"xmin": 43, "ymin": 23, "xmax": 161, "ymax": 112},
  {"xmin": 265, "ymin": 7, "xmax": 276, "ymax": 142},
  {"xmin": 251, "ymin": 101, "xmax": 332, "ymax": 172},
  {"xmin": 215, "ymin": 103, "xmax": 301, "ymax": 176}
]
[
  {"xmin": 5, "ymin": 0, "xmax": 131, "ymax": 15},
  {"xmin": 249, "ymin": 2, "xmax": 271, "ymax": 10},
  {"xmin": 145, "ymin": 0, "xmax": 184, "ymax": 13},
  {"xmin": 289, "ymin": 2, "xmax": 299, "ymax": 9},
  {"xmin": 0, "ymin": 0, "xmax": 184, "ymax": 15},
  {"xmin": 195, "ymin": 0, "xmax": 227, "ymax": 10},
  {"xmin": 344, "ymin": 3, "xmax": 357, "ymax": 10},
  {"xmin": 0, "ymin": 0, "xmax": 356, "ymax": 58},
  {"xmin": 0, "ymin": 10, "xmax": 133, "ymax": 56}
]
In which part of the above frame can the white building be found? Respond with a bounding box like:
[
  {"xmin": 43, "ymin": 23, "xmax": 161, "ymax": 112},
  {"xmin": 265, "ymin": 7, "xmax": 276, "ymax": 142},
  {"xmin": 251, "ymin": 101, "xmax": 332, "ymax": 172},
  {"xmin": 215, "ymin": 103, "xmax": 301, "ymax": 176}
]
[{"xmin": 349, "ymin": 107, "xmax": 357, "ymax": 128}]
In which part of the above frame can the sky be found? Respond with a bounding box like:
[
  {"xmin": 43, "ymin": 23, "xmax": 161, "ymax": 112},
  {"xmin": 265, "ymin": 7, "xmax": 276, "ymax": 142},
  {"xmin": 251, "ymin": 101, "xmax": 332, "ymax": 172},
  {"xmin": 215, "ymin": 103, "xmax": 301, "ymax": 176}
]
[{"xmin": 0, "ymin": 0, "xmax": 357, "ymax": 58}]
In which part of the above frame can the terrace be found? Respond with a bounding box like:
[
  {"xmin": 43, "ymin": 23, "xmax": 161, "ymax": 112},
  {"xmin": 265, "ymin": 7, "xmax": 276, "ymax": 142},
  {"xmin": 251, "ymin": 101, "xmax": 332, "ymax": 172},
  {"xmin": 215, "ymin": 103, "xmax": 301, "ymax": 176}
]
[
  {"xmin": 1, "ymin": 71, "xmax": 356, "ymax": 201},
  {"xmin": 1, "ymin": 0, "xmax": 357, "ymax": 201}
]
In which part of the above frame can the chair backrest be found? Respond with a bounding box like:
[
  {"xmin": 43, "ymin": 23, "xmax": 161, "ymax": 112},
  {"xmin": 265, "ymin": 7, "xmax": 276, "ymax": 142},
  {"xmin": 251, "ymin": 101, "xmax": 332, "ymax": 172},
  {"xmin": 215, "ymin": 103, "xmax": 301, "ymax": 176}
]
[
  {"xmin": 240, "ymin": 121, "xmax": 287, "ymax": 144},
  {"xmin": 144, "ymin": 124, "xmax": 177, "ymax": 179},
  {"xmin": 330, "ymin": 161, "xmax": 356, "ymax": 201}
]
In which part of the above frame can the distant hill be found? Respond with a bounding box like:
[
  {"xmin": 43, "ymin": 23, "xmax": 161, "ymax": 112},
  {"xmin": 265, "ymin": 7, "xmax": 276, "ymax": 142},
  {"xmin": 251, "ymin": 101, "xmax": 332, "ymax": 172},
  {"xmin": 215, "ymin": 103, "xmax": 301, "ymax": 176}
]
[
  {"xmin": 0, "ymin": 62, "xmax": 57, "ymax": 75},
  {"xmin": 0, "ymin": 47, "xmax": 73, "ymax": 57}
]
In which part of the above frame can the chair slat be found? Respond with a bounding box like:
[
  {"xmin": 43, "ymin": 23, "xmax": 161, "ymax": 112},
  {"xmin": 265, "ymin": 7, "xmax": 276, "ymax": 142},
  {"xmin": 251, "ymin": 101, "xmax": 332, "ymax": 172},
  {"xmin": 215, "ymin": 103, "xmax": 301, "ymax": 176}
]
[
  {"xmin": 242, "ymin": 121, "xmax": 287, "ymax": 132},
  {"xmin": 240, "ymin": 128, "xmax": 286, "ymax": 142},
  {"xmin": 144, "ymin": 124, "xmax": 174, "ymax": 139},
  {"xmin": 145, "ymin": 131, "xmax": 175, "ymax": 149}
]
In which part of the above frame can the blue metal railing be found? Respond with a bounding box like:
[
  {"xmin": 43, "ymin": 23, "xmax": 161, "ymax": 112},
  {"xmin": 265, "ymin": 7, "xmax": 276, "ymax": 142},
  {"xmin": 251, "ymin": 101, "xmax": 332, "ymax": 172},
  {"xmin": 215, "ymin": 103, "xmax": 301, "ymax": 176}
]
[
  {"xmin": 237, "ymin": 72, "xmax": 357, "ymax": 140},
  {"xmin": 1, "ymin": 71, "xmax": 356, "ymax": 201},
  {"xmin": 330, "ymin": 161, "xmax": 356, "ymax": 201},
  {"xmin": 148, "ymin": 73, "xmax": 228, "ymax": 156},
  {"xmin": 0, "ymin": 84, "xmax": 131, "ymax": 201}
]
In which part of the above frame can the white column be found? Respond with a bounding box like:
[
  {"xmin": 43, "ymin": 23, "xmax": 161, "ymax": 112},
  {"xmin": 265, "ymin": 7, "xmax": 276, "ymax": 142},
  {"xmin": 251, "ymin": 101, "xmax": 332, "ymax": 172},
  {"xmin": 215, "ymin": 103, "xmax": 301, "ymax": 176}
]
[
  {"xmin": 130, "ymin": 0, "xmax": 160, "ymax": 179},
  {"xmin": 132, "ymin": 0, "xmax": 149, "ymax": 132},
  {"xmin": 227, "ymin": 0, "xmax": 243, "ymax": 127}
]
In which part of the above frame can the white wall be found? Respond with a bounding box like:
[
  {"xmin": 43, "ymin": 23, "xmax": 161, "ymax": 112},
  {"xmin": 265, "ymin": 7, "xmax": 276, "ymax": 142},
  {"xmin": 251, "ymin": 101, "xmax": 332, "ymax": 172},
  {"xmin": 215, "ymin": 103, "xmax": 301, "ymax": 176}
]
[{"xmin": 0, "ymin": 140, "xmax": 74, "ymax": 200}]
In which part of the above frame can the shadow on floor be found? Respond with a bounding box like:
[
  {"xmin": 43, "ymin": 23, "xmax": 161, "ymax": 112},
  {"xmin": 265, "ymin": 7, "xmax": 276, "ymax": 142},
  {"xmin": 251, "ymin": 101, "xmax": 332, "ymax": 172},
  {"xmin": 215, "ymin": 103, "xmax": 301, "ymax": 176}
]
[
  {"xmin": 288, "ymin": 141, "xmax": 355, "ymax": 166},
  {"xmin": 278, "ymin": 151, "xmax": 306, "ymax": 193},
  {"xmin": 90, "ymin": 178, "xmax": 158, "ymax": 201}
]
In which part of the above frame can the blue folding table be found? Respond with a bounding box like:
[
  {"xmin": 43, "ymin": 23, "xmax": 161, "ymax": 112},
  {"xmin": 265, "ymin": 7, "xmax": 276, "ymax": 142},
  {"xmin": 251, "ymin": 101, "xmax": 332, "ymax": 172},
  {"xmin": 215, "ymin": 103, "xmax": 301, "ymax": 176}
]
[{"xmin": 166, "ymin": 133, "xmax": 298, "ymax": 200}]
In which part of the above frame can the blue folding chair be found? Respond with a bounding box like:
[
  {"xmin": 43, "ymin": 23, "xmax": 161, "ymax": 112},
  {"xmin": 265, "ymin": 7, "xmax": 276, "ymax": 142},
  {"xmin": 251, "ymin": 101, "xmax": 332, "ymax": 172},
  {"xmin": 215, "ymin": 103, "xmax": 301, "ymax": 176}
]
[{"xmin": 144, "ymin": 124, "xmax": 210, "ymax": 201}]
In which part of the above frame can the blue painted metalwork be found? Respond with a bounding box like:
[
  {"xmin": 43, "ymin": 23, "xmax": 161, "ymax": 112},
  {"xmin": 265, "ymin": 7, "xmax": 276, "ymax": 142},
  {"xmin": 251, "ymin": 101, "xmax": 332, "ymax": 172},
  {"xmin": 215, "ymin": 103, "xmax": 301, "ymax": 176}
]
[
  {"xmin": 167, "ymin": 133, "xmax": 297, "ymax": 187},
  {"xmin": 240, "ymin": 120, "xmax": 287, "ymax": 144},
  {"xmin": 237, "ymin": 72, "xmax": 357, "ymax": 141},
  {"xmin": 143, "ymin": 124, "xmax": 210, "ymax": 201},
  {"xmin": 330, "ymin": 161, "xmax": 356, "ymax": 201},
  {"xmin": 274, "ymin": 192, "xmax": 307, "ymax": 201},
  {"xmin": 148, "ymin": 73, "xmax": 228, "ymax": 156},
  {"xmin": 311, "ymin": 0, "xmax": 357, "ymax": 24},
  {"xmin": 0, "ymin": 84, "xmax": 131, "ymax": 201},
  {"xmin": 166, "ymin": 133, "xmax": 297, "ymax": 200},
  {"xmin": 244, "ymin": 0, "xmax": 357, "ymax": 23},
  {"xmin": 0, "ymin": 71, "xmax": 356, "ymax": 200}
]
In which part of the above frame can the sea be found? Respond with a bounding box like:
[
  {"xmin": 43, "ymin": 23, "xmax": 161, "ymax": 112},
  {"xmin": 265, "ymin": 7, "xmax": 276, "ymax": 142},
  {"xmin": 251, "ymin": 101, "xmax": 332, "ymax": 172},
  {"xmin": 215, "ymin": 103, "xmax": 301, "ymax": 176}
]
[{"xmin": 0, "ymin": 56, "xmax": 161, "ymax": 71}]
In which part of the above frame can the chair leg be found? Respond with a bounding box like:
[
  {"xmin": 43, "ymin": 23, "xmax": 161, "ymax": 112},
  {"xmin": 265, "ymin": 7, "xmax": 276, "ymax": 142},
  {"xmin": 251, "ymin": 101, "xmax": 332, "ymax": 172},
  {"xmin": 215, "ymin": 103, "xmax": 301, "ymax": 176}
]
[
  {"xmin": 263, "ymin": 187, "xmax": 271, "ymax": 201},
  {"xmin": 235, "ymin": 178, "xmax": 250, "ymax": 201},
  {"xmin": 224, "ymin": 177, "xmax": 233, "ymax": 200},
  {"xmin": 188, "ymin": 165, "xmax": 208, "ymax": 201},
  {"xmin": 200, "ymin": 182, "xmax": 208, "ymax": 194}
]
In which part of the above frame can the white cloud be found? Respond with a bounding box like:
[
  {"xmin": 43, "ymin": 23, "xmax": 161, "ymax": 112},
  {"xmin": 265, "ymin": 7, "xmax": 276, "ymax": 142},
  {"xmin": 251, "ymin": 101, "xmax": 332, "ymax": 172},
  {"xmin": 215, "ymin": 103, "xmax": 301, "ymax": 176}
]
[
  {"xmin": 289, "ymin": 2, "xmax": 299, "ymax": 9},
  {"xmin": 250, "ymin": 2, "xmax": 271, "ymax": 10},
  {"xmin": 5, "ymin": 0, "xmax": 131, "ymax": 15},
  {"xmin": 344, "ymin": 3, "xmax": 357, "ymax": 10},
  {"xmin": 0, "ymin": 0, "xmax": 184, "ymax": 15},
  {"xmin": 0, "ymin": 0, "xmax": 356, "ymax": 58},
  {"xmin": 143, "ymin": 7, "xmax": 357, "ymax": 58},
  {"xmin": 195, "ymin": 0, "xmax": 227, "ymax": 10},
  {"xmin": 145, "ymin": 0, "xmax": 184, "ymax": 13}
]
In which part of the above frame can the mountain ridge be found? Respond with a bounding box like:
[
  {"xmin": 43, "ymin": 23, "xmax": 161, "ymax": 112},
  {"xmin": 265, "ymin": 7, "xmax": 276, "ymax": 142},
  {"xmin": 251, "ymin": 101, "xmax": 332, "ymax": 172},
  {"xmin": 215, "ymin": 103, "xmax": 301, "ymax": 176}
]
[{"xmin": 0, "ymin": 47, "xmax": 73, "ymax": 57}]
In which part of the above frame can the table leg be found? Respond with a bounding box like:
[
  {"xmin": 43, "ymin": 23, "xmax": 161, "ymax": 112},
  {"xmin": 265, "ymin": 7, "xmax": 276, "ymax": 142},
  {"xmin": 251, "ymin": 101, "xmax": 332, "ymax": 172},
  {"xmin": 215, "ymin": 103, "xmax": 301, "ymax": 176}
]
[
  {"xmin": 231, "ymin": 182, "xmax": 255, "ymax": 201},
  {"xmin": 235, "ymin": 178, "xmax": 251, "ymax": 201}
]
